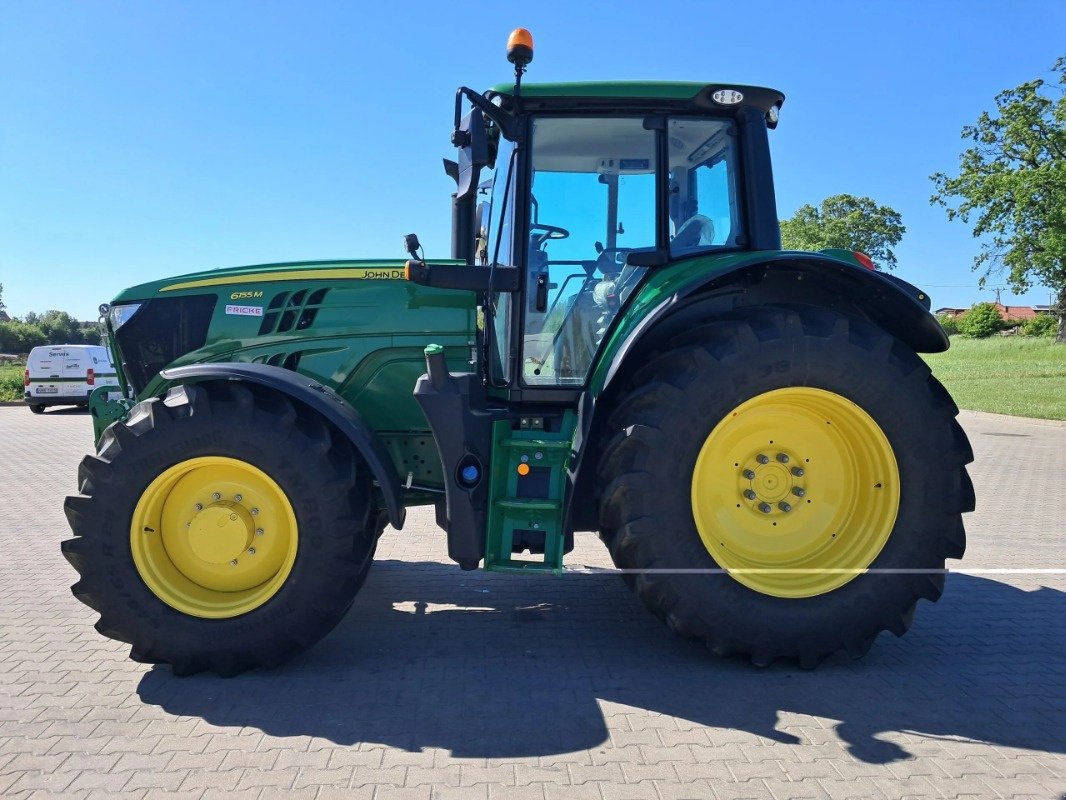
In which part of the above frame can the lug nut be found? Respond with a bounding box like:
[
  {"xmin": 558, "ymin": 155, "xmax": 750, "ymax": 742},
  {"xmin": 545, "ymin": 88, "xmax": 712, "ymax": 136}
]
[
  {"xmin": 247, "ymin": 547, "xmax": 256, "ymax": 555},
  {"xmin": 742, "ymin": 469, "xmax": 756, "ymax": 480},
  {"xmin": 792, "ymin": 487, "xmax": 806, "ymax": 497},
  {"xmin": 791, "ymin": 467, "xmax": 805, "ymax": 477},
  {"xmin": 776, "ymin": 453, "xmax": 789, "ymax": 464},
  {"xmin": 212, "ymin": 492, "xmax": 221, "ymax": 501},
  {"xmin": 194, "ymin": 503, "xmax": 203, "ymax": 511},
  {"xmin": 778, "ymin": 501, "xmax": 792, "ymax": 513},
  {"xmin": 234, "ymin": 494, "xmax": 243, "ymax": 502},
  {"xmin": 758, "ymin": 502, "xmax": 772, "ymax": 514},
  {"xmin": 230, "ymin": 559, "xmax": 238, "ymax": 566},
  {"xmin": 255, "ymin": 528, "xmax": 264, "ymax": 536},
  {"xmin": 251, "ymin": 508, "xmax": 259, "ymax": 516},
  {"xmin": 743, "ymin": 489, "xmax": 757, "ymax": 501},
  {"xmin": 756, "ymin": 454, "xmax": 769, "ymax": 464}
]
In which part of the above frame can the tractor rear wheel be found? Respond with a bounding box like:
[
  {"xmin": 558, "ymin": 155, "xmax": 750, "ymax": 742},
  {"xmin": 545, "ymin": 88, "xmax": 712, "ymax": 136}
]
[
  {"xmin": 597, "ymin": 306, "xmax": 974, "ymax": 667},
  {"xmin": 62, "ymin": 381, "xmax": 377, "ymax": 676}
]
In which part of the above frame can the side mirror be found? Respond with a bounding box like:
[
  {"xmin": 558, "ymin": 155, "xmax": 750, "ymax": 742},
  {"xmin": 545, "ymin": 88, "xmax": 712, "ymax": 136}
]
[{"xmin": 453, "ymin": 107, "xmax": 489, "ymax": 200}]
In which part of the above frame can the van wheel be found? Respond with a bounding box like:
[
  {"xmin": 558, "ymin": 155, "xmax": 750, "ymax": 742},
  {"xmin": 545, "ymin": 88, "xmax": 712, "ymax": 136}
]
[{"xmin": 29, "ymin": 404, "xmax": 44, "ymax": 414}]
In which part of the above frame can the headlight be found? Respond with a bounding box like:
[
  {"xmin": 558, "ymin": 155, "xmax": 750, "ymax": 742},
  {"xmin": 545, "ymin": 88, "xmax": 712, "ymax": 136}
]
[{"xmin": 109, "ymin": 303, "xmax": 142, "ymax": 330}]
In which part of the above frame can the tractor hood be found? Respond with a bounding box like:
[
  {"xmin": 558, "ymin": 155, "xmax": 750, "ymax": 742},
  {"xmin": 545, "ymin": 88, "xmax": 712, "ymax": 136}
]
[
  {"xmin": 105, "ymin": 256, "xmax": 475, "ymax": 410},
  {"xmin": 111, "ymin": 259, "xmax": 462, "ymax": 304}
]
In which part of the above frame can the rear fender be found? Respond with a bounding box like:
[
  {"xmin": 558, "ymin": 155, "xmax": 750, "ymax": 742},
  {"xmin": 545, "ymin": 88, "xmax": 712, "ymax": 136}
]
[
  {"xmin": 158, "ymin": 363, "xmax": 405, "ymax": 529},
  {"xmin": 566, "ymin": 253, "xmax": 946, "ymax": 532},
  {"xmin": 595, "ymin": 252, "xmax": 944, "ymax": 394}
]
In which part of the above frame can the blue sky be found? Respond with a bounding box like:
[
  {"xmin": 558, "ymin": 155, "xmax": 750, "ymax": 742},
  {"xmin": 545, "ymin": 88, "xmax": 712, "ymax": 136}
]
[{"xmin": 2, "ymin": 1, "xmax": 1064, "ymax": 320}]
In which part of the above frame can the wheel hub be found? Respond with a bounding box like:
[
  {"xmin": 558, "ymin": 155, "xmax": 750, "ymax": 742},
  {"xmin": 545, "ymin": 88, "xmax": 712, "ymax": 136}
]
[
  {"xmin": 187, "ymin": 501, "xmax": 254, "ymax": 564},
  {"xmin": 740, "ymin": 452, "xmax": 806, "ymax": 512}
]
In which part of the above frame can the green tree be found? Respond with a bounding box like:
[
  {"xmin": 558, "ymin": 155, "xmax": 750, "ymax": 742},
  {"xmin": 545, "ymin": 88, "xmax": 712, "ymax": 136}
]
[
  {"xmin": 1022, "ymin": 314, "xmax": 1058, "ymax": 337},
  {"xmin": 936, "ymin": 312, "xmax": 961, "ymax": 336},
  {"xmin": 779, "ymin": 194, "xmax": 906, "ymax": 269},
  {"xmin": 0, "ymin": 282, "xmax": 6, "ymax": 317},
  {"xmin": 931, "ymin": 57, "xmax": 1066, "ymax": 343},
  {"xmin": 37, "ymin": 310, "xmax": 83, "ymax": 343},
  {"xmin": 957, "ymin": 302, "xmax": 1004, "ymax": 338},
  {"xmin": 0, "ymin": 320, "xmax": 47, "ymax": 352}
]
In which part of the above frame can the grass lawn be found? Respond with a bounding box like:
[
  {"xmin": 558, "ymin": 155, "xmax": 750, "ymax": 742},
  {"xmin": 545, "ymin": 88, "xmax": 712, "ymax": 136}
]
[
  {"xmin": 922, "ymin": 337, "xmax": 1066, "ymax": 421},
  {"xmin": 0, "ymin": 363, "xmax": 25, "ymax": 403},
  {"xmin": 6, "ymin": 338, "xmax": 1063, "ymax": 420}
]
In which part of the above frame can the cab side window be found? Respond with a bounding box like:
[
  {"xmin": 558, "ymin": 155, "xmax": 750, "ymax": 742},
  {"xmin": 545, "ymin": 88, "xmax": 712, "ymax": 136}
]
[{"xmin": 668, "ymin": 118, "xmax": 742, "ymax": 255}]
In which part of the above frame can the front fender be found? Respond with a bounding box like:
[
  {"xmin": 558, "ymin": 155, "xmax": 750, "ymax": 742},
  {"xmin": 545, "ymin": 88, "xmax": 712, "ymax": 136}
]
[{"xmin": 159, "ymin": 363, "xmax": 406, "ymax": 529}]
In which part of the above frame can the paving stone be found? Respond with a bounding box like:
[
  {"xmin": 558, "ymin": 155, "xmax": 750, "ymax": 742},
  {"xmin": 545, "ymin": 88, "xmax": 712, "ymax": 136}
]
[
  {"xmin": 0, "ymin": 409, "xmax": 1064, "ymax": 800},
  {"xmin": 459, "ymin": 764, "xmax": 515, "ymax": 786}
]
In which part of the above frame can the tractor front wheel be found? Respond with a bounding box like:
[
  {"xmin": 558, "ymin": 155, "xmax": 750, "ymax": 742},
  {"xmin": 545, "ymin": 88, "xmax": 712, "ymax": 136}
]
[
  {"xmin": 62, "ymin": 382, "xmax": 377, "ymax": 676},
  {"xmin": 597, "ymin": 306, "xmax": 974, "ymax": 667}
]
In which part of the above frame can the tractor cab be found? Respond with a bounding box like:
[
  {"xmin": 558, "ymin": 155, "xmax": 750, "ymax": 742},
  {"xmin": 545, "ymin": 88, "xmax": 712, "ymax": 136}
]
[
  {"xmin": 408, "ymin": 32, "xmax": 787, "ymax": 574},
  {"xmin": 484, "ymin": 113, "xmax": 744, "ymax": 388}
]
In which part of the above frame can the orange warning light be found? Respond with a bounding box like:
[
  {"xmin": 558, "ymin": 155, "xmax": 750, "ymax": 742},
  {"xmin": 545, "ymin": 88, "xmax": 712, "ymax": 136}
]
[{"xmin": 507, "ymin": 28, "xmax": 534, "ymax": 67}]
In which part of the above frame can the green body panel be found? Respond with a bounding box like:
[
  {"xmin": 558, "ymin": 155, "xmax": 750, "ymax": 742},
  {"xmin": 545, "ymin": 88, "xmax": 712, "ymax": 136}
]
[
  {"xmin": 111, "ymin": 259, "xmax": 476, "ymax": 489},
  {"xmin": 88, "ymin": 385, "xmax": 131, "ymax": 440}
]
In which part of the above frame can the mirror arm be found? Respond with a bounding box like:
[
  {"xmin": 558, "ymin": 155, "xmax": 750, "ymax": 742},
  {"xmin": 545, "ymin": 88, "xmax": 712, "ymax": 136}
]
[
  {"xmin": 454, "ymin": 86, "xmax": 520, "ymax": 141},
  {"xmin": 406, "ymin": 261, "xmax": 520, "ymax": 292}
]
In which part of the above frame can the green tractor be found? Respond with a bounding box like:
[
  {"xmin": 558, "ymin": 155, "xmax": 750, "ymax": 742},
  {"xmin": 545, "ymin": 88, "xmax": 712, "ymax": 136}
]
[{"xmin": 63, "ymin": 30, "xmax": 974, "ymax": 675}]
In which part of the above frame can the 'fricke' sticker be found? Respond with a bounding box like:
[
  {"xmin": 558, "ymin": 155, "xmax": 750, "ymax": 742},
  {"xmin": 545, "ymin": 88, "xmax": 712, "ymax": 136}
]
[{"xmin": 225, "ymin": 304, "xmax": 264, "ymax": 317}]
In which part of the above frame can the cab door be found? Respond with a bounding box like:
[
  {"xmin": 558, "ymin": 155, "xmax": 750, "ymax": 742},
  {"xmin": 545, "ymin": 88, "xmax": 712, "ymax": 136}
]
[{"xmin": 517, "ymin": 116, "xmax": 659, "ymax": 389}]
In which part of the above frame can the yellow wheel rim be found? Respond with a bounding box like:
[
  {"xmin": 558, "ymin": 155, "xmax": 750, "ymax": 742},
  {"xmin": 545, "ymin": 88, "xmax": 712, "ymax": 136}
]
[
  {"xmin": 690, "ymin": 387, "xmax": 899, "ymax": 598},
  {"xmin": 130, "ymin": 456, "xmax": 298, "ymax": 618}
]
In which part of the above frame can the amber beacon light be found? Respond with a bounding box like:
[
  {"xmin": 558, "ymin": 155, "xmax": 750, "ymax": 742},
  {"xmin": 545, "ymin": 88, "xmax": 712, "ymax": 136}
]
[{"xmin": 507, "ymin": 28, "xmax": 534, "ymax": 68}]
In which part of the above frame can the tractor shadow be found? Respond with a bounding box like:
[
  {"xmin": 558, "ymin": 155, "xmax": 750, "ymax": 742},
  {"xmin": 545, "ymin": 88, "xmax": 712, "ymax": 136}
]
[{"xmin": 137, "ymin": 559, "xmax": 1065, "ymax": 763}]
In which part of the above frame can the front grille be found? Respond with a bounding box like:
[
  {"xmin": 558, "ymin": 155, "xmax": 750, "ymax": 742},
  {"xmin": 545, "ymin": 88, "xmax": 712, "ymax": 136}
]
[{"xmin": 115, "ymin": 295, "xmax": 216, "ymax": 393}]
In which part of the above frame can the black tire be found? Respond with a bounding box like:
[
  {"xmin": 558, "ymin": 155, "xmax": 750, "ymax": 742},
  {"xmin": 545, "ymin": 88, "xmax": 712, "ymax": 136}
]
[
  {"xmin": 29, "ymin": 404, "xmax": 44, "ymax": 414},
  {"xmin": 597, "ymin": 306, "xmax": 974, "ymax": 667},
  {"xmin": 62, "ymin": 381, "xmax": 377, "ymax": 676}
]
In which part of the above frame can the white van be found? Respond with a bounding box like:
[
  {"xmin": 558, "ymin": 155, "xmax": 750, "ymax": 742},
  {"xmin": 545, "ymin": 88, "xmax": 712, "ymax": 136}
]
[{"xmin": 24, "ymin": 345, "xmax": 118, "ymax": 414}]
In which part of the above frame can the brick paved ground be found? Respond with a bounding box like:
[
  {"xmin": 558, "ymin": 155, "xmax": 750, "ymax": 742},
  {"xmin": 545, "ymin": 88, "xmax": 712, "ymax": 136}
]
[{"xmin": 0, "ymin": 405, "xmax": 1063, "ymax": 799}]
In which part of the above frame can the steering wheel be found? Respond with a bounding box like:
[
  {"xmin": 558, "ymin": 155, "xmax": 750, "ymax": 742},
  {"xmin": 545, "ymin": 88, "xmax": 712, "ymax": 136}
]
[
  {"xmin": 529, "ymin": 223, "xmax": 570, "ymax": 241},
  {"xmin": 672, "ymin": 214, "xmax": 715, "ymax": 249}
]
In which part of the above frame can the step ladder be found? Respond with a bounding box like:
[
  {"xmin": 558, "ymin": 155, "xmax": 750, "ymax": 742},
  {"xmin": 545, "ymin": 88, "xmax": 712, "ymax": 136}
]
[{"xmin": 484, "ymin": 424, "xmax": 572, "ymax": 575}]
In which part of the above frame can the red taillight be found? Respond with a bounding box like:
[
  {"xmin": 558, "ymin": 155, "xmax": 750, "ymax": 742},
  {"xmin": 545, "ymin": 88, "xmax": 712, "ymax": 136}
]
[
  {"xmin": 853, "ymin": 251, "xmax": 876, "ymax": 270},
  {"xmin": 24, "ymin": 369, "xmax": 29, "ymax": 387},
  {"xmin": 87, "ymin": 368, "xmax": 95, "ymax": 386}
]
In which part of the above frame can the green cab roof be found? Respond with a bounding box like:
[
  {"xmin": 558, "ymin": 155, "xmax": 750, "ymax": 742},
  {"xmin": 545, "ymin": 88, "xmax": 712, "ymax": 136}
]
[{"xmin": 490, "ymin": 80, "xmax": 782, "ymax": 107}]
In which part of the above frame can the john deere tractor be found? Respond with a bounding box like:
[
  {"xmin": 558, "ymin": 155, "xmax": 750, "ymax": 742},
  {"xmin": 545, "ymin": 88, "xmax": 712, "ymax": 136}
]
[{"xmin": 62, "ymin": 30, "xmax": 974, "ymax": 675}]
